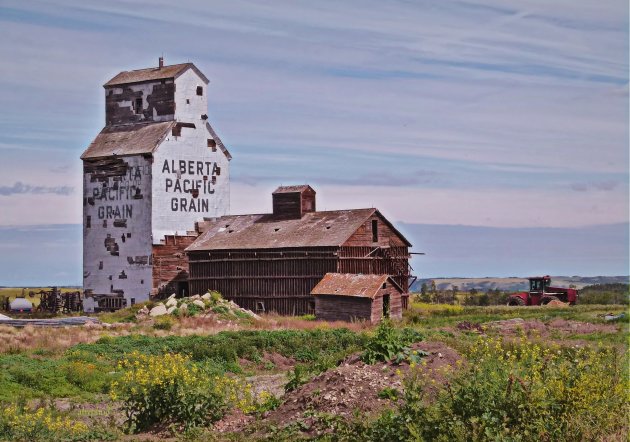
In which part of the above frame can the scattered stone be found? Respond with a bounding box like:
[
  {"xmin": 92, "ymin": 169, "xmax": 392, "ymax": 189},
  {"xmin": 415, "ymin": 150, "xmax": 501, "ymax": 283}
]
[
  {"xmin": 165, "ymin": 298, "xmax": 177, "ymax": 307},
  {"xmin": 168, "ymin": 293, "xmax": 177, "ymax": 300},
  {"xmin": 201, "ymin": 293, "xmax": 212, "ymax": 301},
  {"xmin": 149, "ymin": 304, "xmax": 168, "ymax": 317},
  {"xmin": 167, "ymin": 306, "xmax": 177, "ymax": 314},
  {"xmin": 192, "ymin": 299, "xmax": 206, "ymax": 309}
]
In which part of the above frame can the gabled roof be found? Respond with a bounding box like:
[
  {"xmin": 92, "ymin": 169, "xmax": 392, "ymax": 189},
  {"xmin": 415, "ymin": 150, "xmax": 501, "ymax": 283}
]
[
  {"xmin": 187, "ymin": 208, "xmax": 381, "ymax": 251},
  {"xmin": 103, "ymin": 63, "xmax": 209, "ymax": 87},
  {"xmin": 81, "ymin": 121, "xmax": 174, "ymax": 159},
  {"xmin": 311, "ymin": 273, "xmax": 403, "ymax": 298},
  {"xmin": 273, "ymin": 185, "xmax": 314, "ymax": 194}
]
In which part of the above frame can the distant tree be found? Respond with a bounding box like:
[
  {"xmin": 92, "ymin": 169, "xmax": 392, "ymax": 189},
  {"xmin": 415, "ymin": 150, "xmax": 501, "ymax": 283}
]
[
  {"xmin": 469, "ymin": 288, "xmax": 478, "ymax": 296},
  {"xmin": 478, "ymin": 293, "xmax": 490, "ymax": 306},
  {"xmin": 420, "ymin": 283, "xmax": 428, "ymax": 296}
]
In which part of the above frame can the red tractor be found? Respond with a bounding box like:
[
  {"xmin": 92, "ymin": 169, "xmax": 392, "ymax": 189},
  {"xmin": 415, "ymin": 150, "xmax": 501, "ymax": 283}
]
[{"xmin": 507, "ymin": 275, "xmax": 578, "ymax": 306}]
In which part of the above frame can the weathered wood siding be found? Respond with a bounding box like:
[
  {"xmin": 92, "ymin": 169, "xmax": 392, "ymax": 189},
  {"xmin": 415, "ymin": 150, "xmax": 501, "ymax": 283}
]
[
  {"xmin": 272, "ymin": 193, "xmax": 303, "ymax": 219},
  {"xmin": 343, "ymin": 213, "xmax": 407, "ymax": 247},
  {"xmin": 370, "ymin": 286, "xmax": 403, "ymax": 323},
  {"xmin": 152, "ymin": 234, "xmax": 197, "ymax": 297},
  {"xmin": 315, "ymin": 295, "xmax": 372, "ymax": 322},
  {"xmin": 338, "ymin": 246, "xmax": 409, "ymax": 293},
  {"xmin": 188, "ymin": 247, "xmax": 338, "ymax": 315}
]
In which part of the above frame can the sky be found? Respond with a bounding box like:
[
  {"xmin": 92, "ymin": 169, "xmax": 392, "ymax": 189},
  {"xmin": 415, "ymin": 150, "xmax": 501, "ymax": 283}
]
[{"xmin": 0, "ymin": 0, "xmax": 628, "ymax": 284}]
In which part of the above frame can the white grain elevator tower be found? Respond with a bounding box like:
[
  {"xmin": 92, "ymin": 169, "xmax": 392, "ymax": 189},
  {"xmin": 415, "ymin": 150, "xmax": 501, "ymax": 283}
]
[{"xmin": 81, "ymin": 59, "xmax": 231, "ymax": 312}]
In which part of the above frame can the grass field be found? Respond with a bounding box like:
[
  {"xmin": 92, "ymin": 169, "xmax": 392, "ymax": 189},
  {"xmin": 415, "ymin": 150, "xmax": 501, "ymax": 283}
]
[{"xmin": 0, "ymin": 301, "xmax": 626, "ymax": 441}]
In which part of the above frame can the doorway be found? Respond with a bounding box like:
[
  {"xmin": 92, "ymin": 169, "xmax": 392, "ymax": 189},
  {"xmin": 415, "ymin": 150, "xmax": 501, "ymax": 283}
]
[
  {"xmin": 175, "ymin": 281, "xmax": 189, "ymax": 298},
  {"xmin": 382, "ymin": 294, "xmax": 390, "ymax": 318}
]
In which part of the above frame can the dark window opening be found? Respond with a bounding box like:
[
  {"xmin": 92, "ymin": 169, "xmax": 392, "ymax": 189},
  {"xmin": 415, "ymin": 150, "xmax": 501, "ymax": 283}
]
[
  {"xmin": 372, "ymin": 220, "xmax": 378, "ymax": 242},
  {"xmin": 382, "ymin": 283, "xmax": 387, "ymax": 289},
  {"xmin": 86, "ymin": 215, "xmax": 91, "ymax": 228},
  {"xmin": 382, "ymin": 294, "xmax": 390, "ymax": 317},
  {"xmin": 256, "ymin": 301, "xmax": 265, "ymax": 312},
  {"xmin": 130, "ymin": 298, "xmax": 136, "ymax": 305},
  {"xmin": 134, "ymin": 98, "xmax": 143, "ymax": 114},
  {"xmin": 196, "ymin": 86, "xmax": 203, "ymax": 96},
  {"xmin": 172, "ymin": 126, "xmax": 181, "ymax": 137},
  {"xmin": 98, "ymin": 261, "xmax": 103, "ymax": 270},
  {"xmin": 207, "ymin": 139, "xmax": 216, "ymax": 151},
  {"xmin": 140, "ymin": 280, "xmax": 144, "ymax": 284},
  {"xmin": 186, "ymin": 99, "xmax": 190, "ymax": 104}
]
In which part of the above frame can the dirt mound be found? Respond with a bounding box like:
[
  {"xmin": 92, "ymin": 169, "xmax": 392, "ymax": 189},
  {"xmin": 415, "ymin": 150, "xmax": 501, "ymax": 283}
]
[
  {"xmin": 262, "ymin": 351, "xmax": 296, "ymax": 371},
  {"xmin": 545, "ymin": 300, "xmax": 569, "ymax": 307},
  {"xmin": 265, "ymin": 341, "xmax": 461, "ymax": 428}
]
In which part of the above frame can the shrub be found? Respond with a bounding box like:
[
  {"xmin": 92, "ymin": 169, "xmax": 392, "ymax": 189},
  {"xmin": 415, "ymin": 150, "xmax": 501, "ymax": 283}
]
[
  {"xmin": 361, "ymin": 337, "xmax": 629, "ymax": 442},
  {"xmin": 153, "ymin": 315, "xmax": 175, "ymax": 330},
  {"xmin": 361, "ymin": 320, "xmax": 425, "ymax": 364},
  {"xmin": 111, "ymin": 352, "xmax": 255, "ymax": 433},
  {"xmin": 0, "ymin": 403, "xmax": 92, "ymax": 441},
  {"xmin": 212, "ymin": 305, "xmax": 229, "ymax": 315}
]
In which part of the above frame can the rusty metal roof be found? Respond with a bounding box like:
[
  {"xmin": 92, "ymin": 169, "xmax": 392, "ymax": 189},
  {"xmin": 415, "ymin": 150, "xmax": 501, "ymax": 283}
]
[
  {"xmin": 311, "ymin": 273, "xmax": 402, "ymax": 298},
  {"xmin": 81, "ymin": 121, "xmax": 174, "ymax": 159},
  {"xmin": 273, "ymin": 185, "xmax": 314, "ymax": 194},
  {"xmin": 103, "ymin": 63, "xmax": 209, "ymax": 87},
  {"xmin": 187, "ymin": 208, "xmax": 381, "ymax": 251}
]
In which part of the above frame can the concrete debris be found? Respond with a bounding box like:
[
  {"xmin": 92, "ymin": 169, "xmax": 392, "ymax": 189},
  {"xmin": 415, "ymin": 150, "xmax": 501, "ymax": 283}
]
[
  {"xmin": 192, "ymin": 299, "xmax": 206, "ymax": 309},
  {"xmin": 166, "ymin": 298, "xmax": 178, "ymax": 307},
  {"xmin": 149, "ymin": 304, "xmax": 168, "ymax": 317}
]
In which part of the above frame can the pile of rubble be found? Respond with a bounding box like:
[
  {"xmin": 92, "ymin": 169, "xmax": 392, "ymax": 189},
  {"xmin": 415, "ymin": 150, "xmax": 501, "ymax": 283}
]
[{"xmin": 136, "ymin": 292, "xmax": 261, "ymax": 321}]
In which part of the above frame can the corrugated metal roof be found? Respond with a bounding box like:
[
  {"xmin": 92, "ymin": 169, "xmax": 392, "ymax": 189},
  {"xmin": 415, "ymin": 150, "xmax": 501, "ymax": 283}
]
[
  {"xmin": 311, "ymin": 273, "xmax": 401, "ymax": 298},
  {"xmin": 273, "ymin": 185, "xmax": 314, "ymax": 194},
  {"xmin": 187, "ymin": 208, "xmax": 378, "ymax": 251},
  {"xmin": 81, "ymin": 121, "xmax": 174, "ymax": 159},
  {"xmin": 103, "ymin": 63, "xmax": 209, "ymax": 87}
]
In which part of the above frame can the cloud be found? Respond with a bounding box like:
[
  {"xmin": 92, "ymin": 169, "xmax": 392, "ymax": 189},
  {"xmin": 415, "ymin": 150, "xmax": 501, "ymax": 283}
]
[
  {"xmin": 571, "ymin": 181, "xmax": 618, "ymax": 192},
  {"xmin": 0, "ymin": 181, "xmax": 74, "ymax": 196},
  {"xmin": 0, "ymin": 0, "xmax": 626, "ymax": 228}
]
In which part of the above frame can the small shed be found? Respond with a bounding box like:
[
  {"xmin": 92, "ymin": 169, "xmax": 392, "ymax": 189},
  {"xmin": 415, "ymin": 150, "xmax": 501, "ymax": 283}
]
[
  {"xmin": 311, "ymin": 273, "xmax": 403, "ymax": 323},
  {"xmin": 9, "ymin": 298, "xmax": 33, "ymax": 313}
]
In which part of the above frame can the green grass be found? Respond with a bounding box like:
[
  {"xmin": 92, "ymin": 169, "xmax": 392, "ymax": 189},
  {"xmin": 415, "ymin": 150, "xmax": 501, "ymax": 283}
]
[{"xmin": 0, "ymin": 328, "xmax": 366, "ymax": 402}]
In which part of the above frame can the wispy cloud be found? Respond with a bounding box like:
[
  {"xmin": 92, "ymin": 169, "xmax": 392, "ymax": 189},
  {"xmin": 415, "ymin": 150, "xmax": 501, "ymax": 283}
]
[
  {"xmin": 0, "ymin": 181, "xmax": 74, "ymax": 196},
  {"xmin": 571, "ymin": 181, "xmax": 619, "ymax": 192},
  {"xmin": 0, "ymin": 0, "xmax": 627, "ymax": 228}
]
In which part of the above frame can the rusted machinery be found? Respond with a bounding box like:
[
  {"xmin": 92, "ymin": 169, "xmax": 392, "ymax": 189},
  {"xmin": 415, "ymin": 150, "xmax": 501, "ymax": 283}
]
[{"xmin": 38, "ymin": 287, "xmax": 83, "ymax": 313}]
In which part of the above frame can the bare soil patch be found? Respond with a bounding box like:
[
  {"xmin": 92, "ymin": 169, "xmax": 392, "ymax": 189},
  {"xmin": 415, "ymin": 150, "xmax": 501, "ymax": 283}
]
[{"xmin": 264, "ymin": 341, "xmax": 461, "ymax": 428}]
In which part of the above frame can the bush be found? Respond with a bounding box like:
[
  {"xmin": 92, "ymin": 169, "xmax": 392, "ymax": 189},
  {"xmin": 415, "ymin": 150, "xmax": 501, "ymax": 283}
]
[
  {"xmin": 0, "ymin": 403, "xmax": 93, "ymax": 441},
  {"xmin": 357, "ymin": 337, "xmax": 629, "ymax": 441},
  {"xmin": 153, "ymin": 315, "xmax": 174, "ymax": 330},
  {"xmin": 111, "ymin": 352, "xmax": 256, "ymax": 433},
  {"xmin": 362, "ymin": 320, "xmax": 425, "ymax": 364}
]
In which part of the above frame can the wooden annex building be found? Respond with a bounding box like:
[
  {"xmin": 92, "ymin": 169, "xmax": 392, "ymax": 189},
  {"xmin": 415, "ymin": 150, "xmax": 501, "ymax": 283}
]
[
  {"xmin": 311, "ymin": 273, "xmax": 404, "ymax": 323},
  {"xmin": 185, "ymin": 185, "xmax": 412, "ymax": 316}
]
